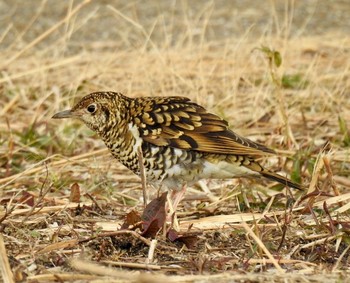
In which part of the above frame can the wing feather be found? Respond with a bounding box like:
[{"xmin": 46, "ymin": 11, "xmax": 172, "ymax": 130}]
[{"xmin": 132, "ymin": 96, "xmax": 274, "ymax": 156}]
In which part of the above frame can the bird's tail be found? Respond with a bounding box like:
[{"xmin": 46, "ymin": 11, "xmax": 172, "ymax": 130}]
[
  {"xmin": 246, "ymin": 161, "xmax": 302, "ymax": 190},
  {"xmin": 259, "ymin": 170, "xmax": 302, "ymax": 190}
]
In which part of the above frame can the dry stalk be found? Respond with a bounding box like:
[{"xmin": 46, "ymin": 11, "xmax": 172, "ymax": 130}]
[{"xmin": 0, "ymin": 234, "xmax": 14, "ymax": 283}]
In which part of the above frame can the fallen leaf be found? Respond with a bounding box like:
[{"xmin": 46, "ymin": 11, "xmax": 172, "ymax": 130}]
[
  {"xmin": 69, "ymin": 183, "xmax": 81, "ymax": 203},
  {"xmin": 142, "ymin": 219, "xmax": 162, "ymax": 238},
  {"xmin": 177, "ymin": 234, "xmax": 199, "ymax": 249},
  {"xmin": 19, "ymin": 191, "xmax": 35, "ymax": 207},
  {"xmin": 167, "ymin": 228, "xmax": 199, "ymax": 249},
  {"xmin": 167, "ymin": 228, "xmax": 179, "ymax": 242},
  {"xmin": 141, "ymin": 192, "xmax": 167, "ymax": 237},
  {"xmin": 120, "ymin": 210, "xmax": 142, "ymax": 230}
]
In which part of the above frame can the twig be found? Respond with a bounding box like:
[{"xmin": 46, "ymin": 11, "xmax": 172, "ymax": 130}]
[
  {"xmin": 241, "ymin": 221, "xmax": 285, "ymax": 274},
  {"xmin": 70, "ymin": 258, "xmax": 171, "ymax": 283},
  {"xmin": 102, "ymin": 260, "xmax": 161, "ymax": 270},
  {"xmin": 0, "ymin": 202, "xmax": 93, "ymax": 219},
  {"xmin": 36, "ymin": 239, "xmax": 79, "ymax": 255},
  {"xmin": 146, "ymin": 239, "xmax": 158, "ymax": 264},
  {"xmin": 21, "ymin": 163, "xmax": 52, "ymax": 223},
  {"xmin": 71, "ymin": 259, "xmax": 131, "ymax": 278},
  {"xmin": 0, "ymin": 189, "xmax": 22, "ymax": 226},
  {"xmin": 26, "ymin": 274, "xmax": 98, "ymax": 282},
  {"xmin": 0, "ymin": 234, "xmax": 15, "ymax": 283},
  {"xmin": 85, "ymin": 193, "xmax": 104, "ymax": 213},
  {"xmin": 299, "ymin": 235, "xmax": 339, "ymax": 249},
  {"xmin": 332, "ymin": 243, "xmax": 350, "ymax": 271}
]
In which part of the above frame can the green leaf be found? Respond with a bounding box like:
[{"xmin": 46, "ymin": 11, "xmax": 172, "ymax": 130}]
[
  {"xmin": 257, "ymin": 46, "xmax": 282, "ymax": 68},
  {"xmin": 273, "ymin": 50, "xmax": 282, "ymax": 67},
  {"xmin": 282, "ymin": 73, "xmax": 309, "ymax": 89},
  {"xmin": 291, "ymin": 159, "xmax": 302, "ymax": 184}
]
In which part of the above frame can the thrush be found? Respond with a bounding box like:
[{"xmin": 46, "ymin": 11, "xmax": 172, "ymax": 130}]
[{"xmin": 52, "ymin": 92, "xmax": 301, "ymax": 210}]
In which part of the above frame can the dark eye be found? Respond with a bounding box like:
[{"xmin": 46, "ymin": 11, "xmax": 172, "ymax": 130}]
[{"xmin": 87, "ymin": 104, "xmax": 96, "ymax": 113}]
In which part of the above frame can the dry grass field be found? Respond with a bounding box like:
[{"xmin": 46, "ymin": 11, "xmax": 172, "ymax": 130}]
[{"xmin": 1, "ymin": 1, "xmax": 350, "ymax": 282}]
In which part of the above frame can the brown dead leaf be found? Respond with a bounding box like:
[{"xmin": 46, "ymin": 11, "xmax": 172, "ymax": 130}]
[
  {"xmin": 69, "ymin": 183, "xmax": 81, "ymax": 203},
  {"xmin": 120, "ymin": 210, "xmax": 142, "ymax": 230},
  {"xmin": 19, "ymin": 191, "xmax": 35, "ymax": 207},
  {"xmin": 141, "ymin": 192, "xmax": 167, "ymax": 238},
  {"xmin": 167, "ymin": 228, "xmax": 199, "ymax": 249}
]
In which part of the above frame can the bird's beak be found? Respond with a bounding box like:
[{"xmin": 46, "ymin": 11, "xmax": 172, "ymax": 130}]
[{"xmin": 52, "ymin": 109, "xmax": 74, "ymax": 119}]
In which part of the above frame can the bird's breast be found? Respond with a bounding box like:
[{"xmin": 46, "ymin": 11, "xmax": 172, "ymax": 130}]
[{"xmin": 101, "ymin": 122, "xmax": 141, "ymax": 174}]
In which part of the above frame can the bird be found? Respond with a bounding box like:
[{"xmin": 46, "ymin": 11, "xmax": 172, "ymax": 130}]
[{"xmin": 52, "ymin": 91, "xmax": 301, "ymax": 211}]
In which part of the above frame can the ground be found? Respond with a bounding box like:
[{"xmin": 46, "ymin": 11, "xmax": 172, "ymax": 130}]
[{"xmin": 0, "ymin": 1, "xmax": 350, "ymax": 282}]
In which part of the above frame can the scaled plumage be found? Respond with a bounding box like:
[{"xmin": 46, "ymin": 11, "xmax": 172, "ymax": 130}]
[{"xmin": 52, "ymin": 91, "xmax": 301, "ymax": 194}]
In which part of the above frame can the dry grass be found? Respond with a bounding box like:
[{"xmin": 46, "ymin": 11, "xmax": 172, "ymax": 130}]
[{"xmin": 1, "ymin": 1, "xmax": 350, "ymax": 282}]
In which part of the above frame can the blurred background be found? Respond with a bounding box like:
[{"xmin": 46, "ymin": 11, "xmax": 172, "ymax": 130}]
[{"xmin": 1, "ymin": 0, "xmax": 350, "ymax": 48}]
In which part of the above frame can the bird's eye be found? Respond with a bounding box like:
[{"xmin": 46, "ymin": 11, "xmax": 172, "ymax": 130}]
[{"xmin": 87, "ymin": 104, "xmax": 96, "ymax": 113}]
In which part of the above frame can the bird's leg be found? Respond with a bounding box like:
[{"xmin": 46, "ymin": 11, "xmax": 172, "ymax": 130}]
[
  {"xmin": 137, "ymin": 148, "xmax": 148, "ymax": 207},
  {"xmin": 166, "ymin": 185, "xmax": 187, "ymax": 225},
  {"xmin": 170, "ymin": 185, "xmax": 187, "ymax": 212}
]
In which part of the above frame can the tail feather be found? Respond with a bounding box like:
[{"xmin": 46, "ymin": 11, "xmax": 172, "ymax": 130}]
[
  {"xmin": 260, "ymin": 170, "xmax": 302, "ymax": 190},
  {"xmin": 244, "ymin": 160, "xmax": 302, "ymax": 190}
]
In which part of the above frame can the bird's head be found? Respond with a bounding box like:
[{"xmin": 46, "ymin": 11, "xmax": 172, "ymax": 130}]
[{"xmin": 52, "ymin": 92, "xmax": 127, "ymax": 134}]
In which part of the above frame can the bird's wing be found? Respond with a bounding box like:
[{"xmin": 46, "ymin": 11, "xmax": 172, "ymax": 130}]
[{"xmin": 131, "ymin": 96, "xmax": 275, "ymax": 156}]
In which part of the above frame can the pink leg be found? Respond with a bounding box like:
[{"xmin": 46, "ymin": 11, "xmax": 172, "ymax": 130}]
[
  {"xmin": 170, "ymin": 186, "xmax": 187, "ymax": 212},
  {"xmin": 166, "ymin": 186, "xmax": 187, "ymax": 222}
]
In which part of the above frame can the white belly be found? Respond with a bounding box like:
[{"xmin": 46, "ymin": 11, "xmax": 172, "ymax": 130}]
[{"xmin": 156, "ymin": 158, "xmax": 258, "ymax": 190}]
